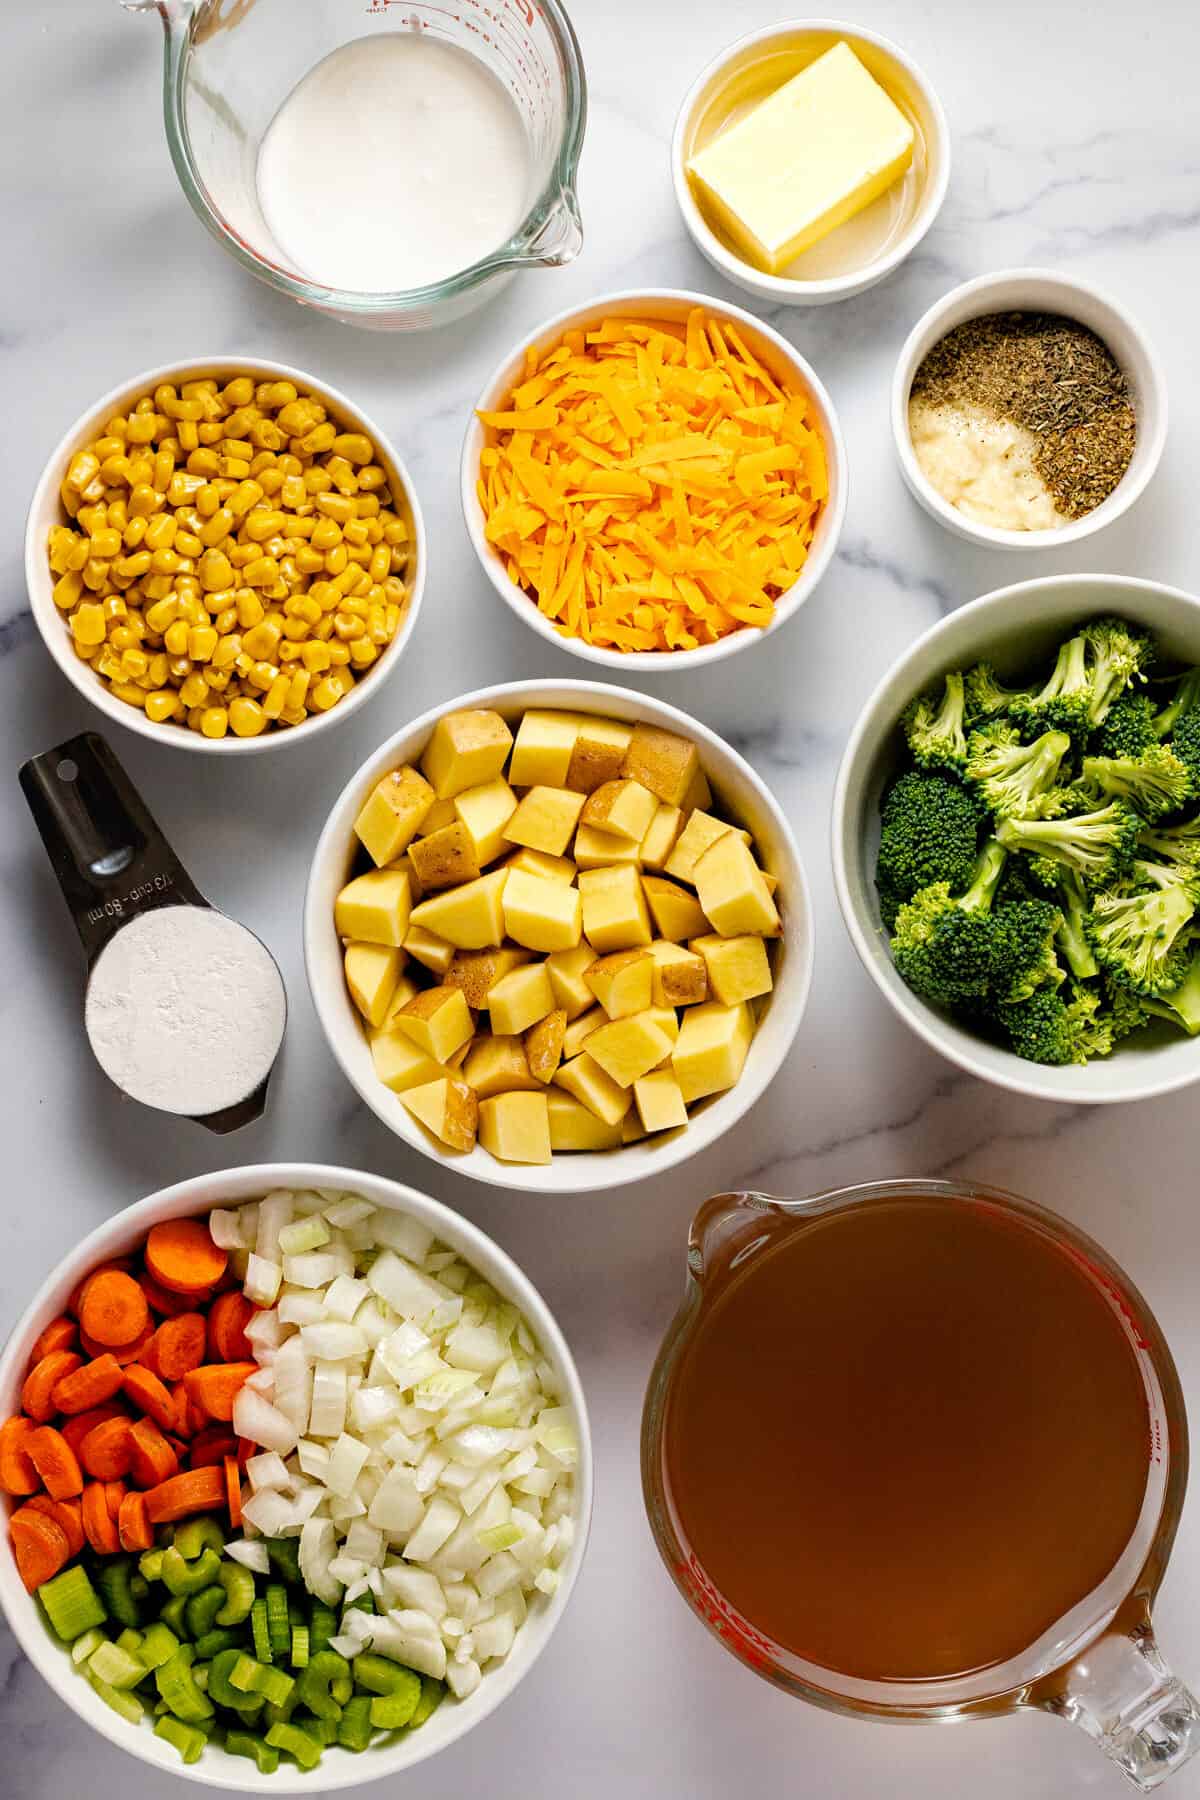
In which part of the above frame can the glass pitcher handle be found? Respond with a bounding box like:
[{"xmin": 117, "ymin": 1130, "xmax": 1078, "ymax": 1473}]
[{"xmin": 1052, "ymin": 1623, "xmax": 1200, "ymax": 1790}]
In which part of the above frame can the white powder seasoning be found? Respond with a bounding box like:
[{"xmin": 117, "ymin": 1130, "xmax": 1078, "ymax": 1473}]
[{"xmin": 84, "ymin": 906, "xmax": 286, "ymax": 1117}]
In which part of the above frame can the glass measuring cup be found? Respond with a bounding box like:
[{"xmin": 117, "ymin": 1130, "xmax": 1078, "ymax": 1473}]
[
  {"xmin": 642, "ymin": 1180, "xmax": 1200, "ymax": 1790},
  {"xmin": 122, "ymin": 0, "xmax": 586, "ymax": 330}
]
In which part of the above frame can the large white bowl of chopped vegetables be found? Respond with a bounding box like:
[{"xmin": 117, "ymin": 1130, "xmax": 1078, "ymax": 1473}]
[{"xmin": 832, "ymin": 574, "xmax": 1200, "ymax": 1103}]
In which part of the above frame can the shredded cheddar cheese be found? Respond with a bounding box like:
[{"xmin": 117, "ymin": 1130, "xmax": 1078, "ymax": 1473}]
[{"xmin": 476, "ymin": 309, "xmax": 828, "ymax": 654}]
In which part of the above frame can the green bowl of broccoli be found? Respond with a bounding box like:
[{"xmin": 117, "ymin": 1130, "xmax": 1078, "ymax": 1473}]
[{"xmin": 832, "ymin": 574, "xmax": 1200, "ymax": 1102}]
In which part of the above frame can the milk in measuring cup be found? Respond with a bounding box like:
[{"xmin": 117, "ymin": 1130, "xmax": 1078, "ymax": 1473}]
[{"xmin": 257, "ymin": 34, "xmax": 533, "ymax": 293}]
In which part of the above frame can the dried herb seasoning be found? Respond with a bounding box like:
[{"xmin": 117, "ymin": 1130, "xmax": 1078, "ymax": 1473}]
[{"xmin": 910, "ymin": 311, "xmax": 1136, "ymax": 519}]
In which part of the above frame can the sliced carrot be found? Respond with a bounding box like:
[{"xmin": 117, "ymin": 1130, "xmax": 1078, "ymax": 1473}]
[
  {"xmin": 60, "ymin": 1403, "xmax": 126, "ymax": 1458},
  {"xmin": 103, "ymin": 1479, "xmax": 127, "ymax": 1521},
  {"xmin": 237, "ymin": 1437, "xmax": 256, "ymax": 1469},
  {"xmin": 223, "ymin": 1455, "xmax": 243, "ymax": 1530},
  {"xmin": 0, "ymin": 1416, "xmax": 41, "ymax": 1496},
  {"xmin": 129, "ymin": 1419, "xmax": 178, "ymax": 1489},
  {"xmin": 117, "ymin": 1489, "xmax": 153, "ymax": 1553},
  {"xmin": 31, "ymin": 1317, "xmax": 78, "ymax": 1363},
  {"xmin": 81, "ymin": 1480, "xmax": 119, "ymax": 1553},
  {"xmin": 26, "ymin": 1427, "xmax": 84, "ymax": 1500},
  {"xmin": 68, "ymin": 1258, "xmax": 135, "ymax": 1318},
  {"xmin": 163, "ymin": 1434, "xmax": 187, "ymax": 1466},
  {"xmin": 144, "ymin": 1464, "xmax": 225, "ymax": 1524},
  {"xmin": 10, "ymin": 1505, "xmax": 69, "ymax": 1592},
  {"xmin": 145, "ymin": 1219, "xmax": 227, "ymax": 1297},
  {"xmin": 79, "ymin": 1269, "xmax": 151, "ymax": 1349},
  {"xmin": 183, "ymin": 1362, "xmax": 256, "ymax": 1424},
  {"xmin": 24, "ymin": 1493, "xmax": 85, "ymax": 1559},
  {"xmin": 138, "ymin": 1273, "xmax": 199, "ymax": 1318},
  {"xmin": 120, "ymin": 1366, "xmax": 176, "ymax": 1434},
  {"xmin": 52, "ymin": 1354, "xmax": 124, "ymax": 1415},
  {"xmin": 189, "ymin": 1428, "xmax": 237, "ymax": 1469},
  {"xmin": 22, "ymin": 1350, "xmax": 83, "ymax": 1423},
  {"xmin": 78, "ymin": 1416, "xmax": 134, "ymax": 1481},
  {"xmin": 152, "ymin": 1314, "xmax": 208, "ymax": 1381},
  {"xmin": 208, "ymin": 1291, "xmax": 254, "ymax": 1363},
  {"xmin": 79, "ymin": 1321, "xmax": 155, "ymax": 1367}
]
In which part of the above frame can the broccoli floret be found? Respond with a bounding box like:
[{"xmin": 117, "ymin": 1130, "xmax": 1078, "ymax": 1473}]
[
  {"xmin": 1054, "ymin": 869, "xmax": 1098, "ymax": 980},
  {"xmin": 988, "ymin": 899, "xmax": 1066, "ymax": 1004},
  {"xmin": 875, "ymin": 770, "xmax": 982, "ymax": 926},
  {"xmin": 1081, "ymin": 616, "xmax": 1153, "ymax": 728},
  {"xmin": 1103, "ymin": 976, "xmax": 1151, "ymax": 1042},
  {"xmin": 1084, "ymin": 864, "xmax": 1198, "ymax": 997},
  {"xmin": 1078, "ymin": 745, "xmax": 1195, "ymax": 821},
  {"xmin": 965, "ymin": 724, "xmax": 1073, "ymax": 821},
  {"xmin": 1150, "ymin": 667, "xmax": 1200, "ymax": 741},
  {"xmin": 1138, "ymin": 815, "xmax": 1200, "ymax": 874},
  {"xmin": 1010, "ymin": 634, "xmax": 1093, "ymax": 737},
  {"xmin": 995, "ymin": 983, "xmax": 1113, "ymax": 1066},
  {"xmin": 1098, "ymin": 693, "xmax": 1158, "ymax": 759},
  {"xmin": 995, "ymin": 800, "xmax": 1142, "ymax": 889},
  {"xmin": 901, "ymin": 672, "xmax": 970, "ymax": 773},
  {"xmin": 964, "ymin": 662, "xmax": 1036, "ymax": 718},
  {"xmin": 1169, "ymin": 710, "xmax": 1200, "ymax": 793},
  {"xmin": 1143, "ymin": 948, "xmax": 1200, "ymax": 1036},
  {"xmin": 889, "ymin": 840, "xmax": 1008, "ymax": 1009}
]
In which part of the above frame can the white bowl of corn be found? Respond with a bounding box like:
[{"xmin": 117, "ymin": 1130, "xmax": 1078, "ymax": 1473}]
[
  {"xmin": 305, "ymin": 681, "xmax": 813, "ymax": 1194},
  {"xmin": 26, "ymin": 359, "xmax": 426, "ymax": 753}
]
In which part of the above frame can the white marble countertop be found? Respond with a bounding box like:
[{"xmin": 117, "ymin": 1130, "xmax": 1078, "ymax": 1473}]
[{"xmin": 4, "ymin": 1, "xmax": 1200, "ymax": 1795}]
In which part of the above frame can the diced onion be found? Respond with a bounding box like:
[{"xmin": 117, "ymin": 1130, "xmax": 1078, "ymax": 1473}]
[
  {"xmin": 223, "ymin": 1539, "xmax": 270, "ymax": 1573},
  {"xmin": 244, "ymin": 1254, "xmax": 281, "ymax": 1307},
  {"xmin": 233, "ymin": 1387, "xmax": 298, "ymax": 1457}
]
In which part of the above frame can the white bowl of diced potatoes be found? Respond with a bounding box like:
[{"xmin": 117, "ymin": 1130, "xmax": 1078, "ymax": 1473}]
[{"xmin": 305, "ymin": 682, "xmax": 812, "ymax": 1193}]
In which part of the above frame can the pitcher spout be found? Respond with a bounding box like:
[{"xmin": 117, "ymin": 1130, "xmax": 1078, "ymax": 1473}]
[{"xmin": 506, "ymin": 187, "xmax": 584, "ymax": 272}]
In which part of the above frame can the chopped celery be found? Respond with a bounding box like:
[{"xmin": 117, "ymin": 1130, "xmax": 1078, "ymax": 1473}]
[
  {"xmin": 88, "ymin": 1640, "xmax": 145, "ymax": 1690},
  {"xmin": 265, "ymin": 1537, "xmax": 302, "ymax": 1585},
  {"xmin": 155, "ymin": 1715, "xmax": 206, "ymax": 1763},
  {"xmin": 159, "ymin": 1594, "xmax": 189, "ymax": 1637},
  {"xmin": 138, "ymin": 1622, "xmax": 181, "ymax": 1672},
  {"xmin": 129, "ymin": 1573, "xmax": 150, "ymax": 1604},
  {"xmin": 337, "ymin": 1694, "xmax": 373, "ymax": 1751},
  {"xmin": 295, "ymin": 1649, "xmax": 349, "ymax": 1721},
  {"xmin": 154, "ymin": 1646, "xmax": 214, "ymax": 1723},
  {"xmin": 308, "ymin": 1716, "xmax": 341, "ymax": 1746},
  {"xmin": 185, "ymin": 1585, "xmax": 225, "ymax": 1639},
  {"xmin": 290, "ymin": 1624, "xmax": 310, "ymax": 1669},
  {"xmin": 409, "ymin": 1675, "xmax": 445, "ymax": 1729},
  {"xmin": 353, "ymin": 1652, "xmax": 417, "ymax": 1697},
  {"xmin": 331, "ymin": 1676, "xmax": 353, "ymax": 1706},
  {"xmin": 229, "ymin": 1653, "xmax": 295, "ymax": 1710},
  {"xmin": 309, "ymin": 1603, "xmax": 337, "ymax": 1653},
  {"xmin": 265, "ymin": 1720, "xmax": 323, "ymax": 1770},
  {"xmin": 39, "ymin": 1566, "xmax": 106, "ymax": 1641},
  {"xmin": 70, "ymin": 1627, "xmax": 106, "ymax": 1667},
  {"xmin": 161, "ymin": 1545, "xmax": 221, "ymax": 1596},
  {"xmin": 366, "ymin": 1665, "xmax": 421, "ymax": 1729},
  {"xmin": 208, "ymin": 1648, "xmax": 263, "ymax": 1715},
  {"xmin": 115, "ymin": 1628, "xmax": 143, "ymax": 1656},
  {"xmin": 250, "ymin": 1597, "xmax": 273, "ymax": 1663},
  {"xmin": 225, "ymin": 1730, "xmax": 279, "ymax": 1774},
  {"xmin": 89, "ymin": 1673, "xmax": 144, "ymax": 1724},
  {"xmin": 95, "ymin": 1559, "xmax": 141, "ymax": 1629},
  {"xmin": 138, "ymin": 1549, "xmax": 165, "ymax": 1582},
  {"xmin": 215, "ymin": 1561, "xmax": 255, "ymax": 1626},
  {"xmin": 264, "ymin": 1689, "xmax": 298, "ymax": 1728},
  {"xmin": 194, "ymin": 1627, "xmax": 241, "ymax": 1660},
  {"xmin": 266, "ymin": 1582, "xmax": 291, "ymax": 1657},
  {"xmin": 175, "ymin": 1517, "xmax": 226, "ymax": 1561}
]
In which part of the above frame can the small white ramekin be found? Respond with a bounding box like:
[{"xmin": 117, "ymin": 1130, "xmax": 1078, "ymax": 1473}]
[
  {"xmin": 0, "ymin": 1162, "xmax": 591, "ymax": 1790},
  {"xmin": 26, "ymin": 358, "xmax": 426, "ymax": 755},
  {"xmin": 671, "ymin": 20, "xmax": 950, "ymax": 307},
  {"xmin": 461, "ymin": 288, "xmax": 846, "ymax": 673},
  {"xmin": 306, "ymin": 680, "xmax": 814, "ymax": 1193},
  {"xmin": 832, "ymin": 574, "xmax": 1200, "ymax": 1105},
  {"xmin": 892, "ymin": 270, "xmax": 1168, "ymax": 550}
]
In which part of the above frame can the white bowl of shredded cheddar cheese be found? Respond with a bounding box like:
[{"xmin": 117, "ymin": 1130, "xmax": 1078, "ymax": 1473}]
[{"xmin": 460, "ymin": 290, "xmax": 846, "ymax": 671}]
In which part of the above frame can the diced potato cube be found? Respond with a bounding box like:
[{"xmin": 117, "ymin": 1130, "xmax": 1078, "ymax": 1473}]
[
  {"xmin": 640, "ymin": 803, "xmax": 684, "ymax": 871},
  {"xmin": 565, "ymin": 717, "xmax": 633, "ymax": 793},
  {"xmin": 547, "ymin": 1090, "xmax": 623, "ymax": 1151},
  {"xmin": 503, "ymin": 869, "xmax": 583, "ymax": 953},
  {"xmin": 694, "ymin": 835, "xmax": 780, "ymax": 937},
  {"xmin": 664, "ymin": 811, "xmax": 750, "ymax": 885},
  {"xmin": 463, "ymin": 1034, "xmax": 542, "ymax": 1098},
  {"xmin": 445, "ymin": 946, "xmax": 532, "ymax": 1009},
  {"xmin": 525, "ymin": 1008, "xmax": 567, "ymax": 1084},
  {"xmin": 454, "ymin": 778, "xmax": 517, "ymax": 867},
  {"xmin": 562, "ymin": 1007, "xmax": 603, "ymax": 1059},
  {"xmin": 683, "ymin": 765, "xmax": 713, "ymax": 814},
  {"xmin": 643, "ymin": 1005, "xmax": 681, "ymax": 1045},
  {"xmin": 634, "ymin": 1069, "xmax": 689, "ymax": 1134},
  {"xmin": 545, "ymin": 943, "xmax": 598, "ymax": 1019},
  {"xmin": 403, "ymin": 924, "xmax": 456, "ymax": 976},
  {"xmin": 354, "ymin": 766, "xmax": 436, "ymax": 867},
  {"xmin": 395, "ymin": 985, "xmax": 475, "ymax": 1063},
  {"xmin": 621, "ymin": 724, "xmax": 701, "ymax": 806},
  {"xmin": 401, "ymin": 1076, "xmax": 478, "ymax": 1152},
  {"xmin": 642, "ymin": 875, "xmax": 709, "ymax": 943},
  {"xmin": 585, "ymin": 949, "xmax": 653, "ymax": 1019},
  {"xmin": 378, "ymin": 971, "xmax": 420, "ymax": 1030},
  {"xmin": 409, "ymin": 868, "xmax": 509, "ymax": 949},
  {"xmin": 647, "ymin": 940, "xmax": 708, "ymax": 1007},
  {"xmin": 672, "ymin": 1002, "xmax": 755, "ymax": 1104},
  {"xmin": 503, "ymin": 785, "xmax": 586, "ymax": 859},
  {"xmin": 579, "ymin": 864, "xmax": 652, "ymax": 953},
  {"xmin": 573, "ymin": 824, "xmax": 642, "ymax": 870},
  {"xmin": 553, "ymin": 1052, "xmax": 632, "ymax": 1126},
  {"xmin": 421, "ymin": 709, "xmax": 513, "ymax": 799},
  {"xmin": 417, "ymin": 796, "xmax": 458, "ymax": 836},
  {"xmin": 692, "ymin": 933, "xmax": 773, "ymax": 1005},
  {"xmin": 478, "ymin": 1091, "xmax": 552, "ymax": 1165},
  {"xmin": 369, "ymin": 1029, "xmax": 443, "ymax": 1093},
  {"xmin": 504, "ymin": 847, "xmax": 577, "ymax": 885},
  {"xmin": 395, "ymin": 851, "xmax": 425, "ymax": 901},
  {"xmin": 335, "ymin": 869, "xmax": 412, "ymax": 947},
  {"xmin": 586, "ymin": 1013, "xmax": 676, "ymax": 1088},
  {"xmin": 444, "ymin": 1036, "xmax": 473, "ymax": 1071},
  {"xmin": 581, "ymin": 779, "xmax": 658, "ymax": 844},
  {"xmin": 508, "ymin": 710, "xmax": 581, "ymax": 788},
  {"xmin": 344, "ymin": 942, "xmax": 405, "ymax": 1028},
  {"xmin": 488, "ymin": 962, "xmax": 557, "ymax": 1036},
  {"xmin": 408, "ymin": 821, "xmax": 480, "ymax": 890},
  {"xmin": 622, "ymin": 1110, "xmax": 648, "ymax": 1144}
]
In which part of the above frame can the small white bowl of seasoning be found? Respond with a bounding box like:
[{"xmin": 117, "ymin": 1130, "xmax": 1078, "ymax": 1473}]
[
  {"xmin": 892, "ymin": 268, "xmax": 1168, "ymax": 549},
  {"xmin": 672, "ymin": 20, "xmax": 950, "ymax": 306}
]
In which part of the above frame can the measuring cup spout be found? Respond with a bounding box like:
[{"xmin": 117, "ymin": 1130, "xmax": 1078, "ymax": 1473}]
[{"xmin": 510, "ymin": 187, "xmax": 584, "ymax": 271}]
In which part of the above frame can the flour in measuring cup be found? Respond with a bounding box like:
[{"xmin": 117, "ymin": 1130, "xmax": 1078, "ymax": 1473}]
[
  {"xmin": 84, "ymin": 906, "xmax": 286, "ymax": 1117},
  {"xmin": 256, "ymin": 34, "xmax": 533, "ymax": 293}
]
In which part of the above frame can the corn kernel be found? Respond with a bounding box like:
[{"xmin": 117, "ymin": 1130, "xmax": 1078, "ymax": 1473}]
[
  {"xmin": 310, "ymin": 669, "xmax": 354, "ymax": 711},
  {"xmin": 162, "ymin": 619, "xmax": 190, "ymax": 656},
  {"xmin": 200, "ymin": 707, "xmax": 228, "ymax": 739},
  {"xmin": 123, "ymin": 516, "xmax": 149, "ymax": 549},
  {"xmin": 228, "ymin": 696, "xmax": 267, "ymax": 737},
  {"xmin": 262, "ymin": 673, "xmax": 290, "ymax": 718},
  {"xmin": 242, "ymin": 555, "xmax": 279, "ymax": 588},
  {"xmin": 110, "ymin": 680, "xmax": 148, "ymax": 707},
  {"xmin": 145, "ymin": 690, "xmax": 181, "ymax": 724},
  {"xmin": 301, "ymin": 640, "xmax": 332, "ymax": 674},
  {"xmin": 179, "ymin": 672, "xmax": 210, "ymax": 708},
  {"xmin": 69, "ymin": 603, "xmax": 106, "ymax": 647},
  {"xmin": 187, "ymin": 624, "xmax": 218, "ymax": 662},
  {"xmin": 198, "ymin": 548, "xmax": 235, "ymax": 592}
]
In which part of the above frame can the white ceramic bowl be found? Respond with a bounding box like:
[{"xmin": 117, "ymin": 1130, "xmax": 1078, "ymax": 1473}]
[
  {"xmin": 460, "ymin": 289, "xmax": 846, "ymax": 673},
  {"xmin": 892, "ymin": 270, "xmax": 1168, "ymax": 549},
  {"xmin": 0, "ymin": 1161, "xmax": 592, "ymax": 1791},
  {"xmin": 26, "ymin": 359, "xmax": 427, "ymax": 755},
  {"xmin": 671, "ymin": 20, "xmax": 950, "ymax": 307},
  {"xmin": 832, "ymin": 574, "xmax": 1200, "ymax": 1104},
  {"xmin": 306, "ymin": 680, "xmax": 814, "ymax": 1192}
]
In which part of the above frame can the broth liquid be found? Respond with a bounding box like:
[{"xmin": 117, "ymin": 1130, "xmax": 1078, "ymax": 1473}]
[{"xmin": 662, "ymin": 1196, "xmax": 1151, "ymax": 1682}]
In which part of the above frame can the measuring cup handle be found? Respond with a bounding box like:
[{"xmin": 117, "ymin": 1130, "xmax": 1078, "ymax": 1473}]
[
  {"xmin": 1048, "ymin": 1619, "xmax": 1200, "ymax": 1789},
  {"xmin": 18, "ymin": 732, "xmax": 208, "ymax": 965}
]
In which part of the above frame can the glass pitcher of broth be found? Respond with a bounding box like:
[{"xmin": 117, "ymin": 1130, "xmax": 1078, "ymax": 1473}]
[
  {"xmin": 642, "ymin": 1179, "xmax": 1199, "ymax": 1790},
  {"xmin": 122, "ymin": 0, "xmax": 585, "ymax": 330}
]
